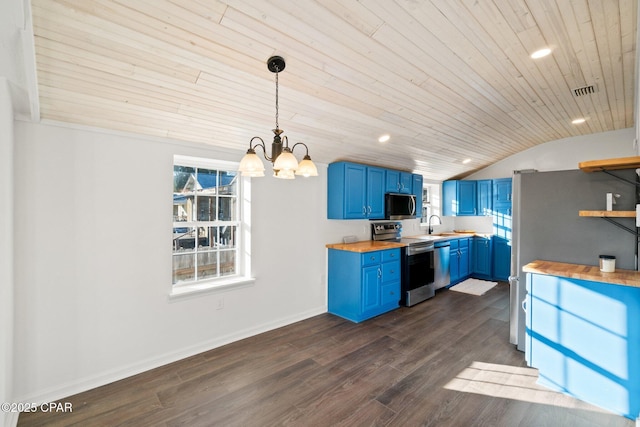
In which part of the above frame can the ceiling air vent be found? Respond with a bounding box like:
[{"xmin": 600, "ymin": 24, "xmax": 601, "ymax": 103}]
[{"xmin": 572, "ymin": 85, "xmax": 597, "ymax": 97}]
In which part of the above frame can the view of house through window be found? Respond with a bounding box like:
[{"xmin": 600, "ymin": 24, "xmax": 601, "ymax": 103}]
[
  {"xmin": 172, "ymin": 158, "xmax": 240, "ymax": 285},
  {"xmin": 421, "ymin": 183, "xmax": 441, "ymax": 221}
]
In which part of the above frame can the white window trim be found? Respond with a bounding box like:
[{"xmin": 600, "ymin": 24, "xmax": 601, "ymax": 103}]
[{"xmin": 170, "ymin": 155, "xmax": 255, "ymax": 298}]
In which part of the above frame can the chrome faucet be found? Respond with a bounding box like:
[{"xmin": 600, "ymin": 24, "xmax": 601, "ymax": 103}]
[{"xmin": 428, "ymin": 215, "xmax": 441, "ymax": 234}]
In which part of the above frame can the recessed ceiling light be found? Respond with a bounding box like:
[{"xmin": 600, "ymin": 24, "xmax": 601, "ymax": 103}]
[
  {"xmin": 462, "ymin": 158, "xmax": 471, "ymax": 164},
  {"xmin": 572, "ymin": 118, "xmax": 587, "ymax": 124},
  {"xmin": 378, "ymin": 134, "xmax": 390, "ymax": 143},
  {"xmin": 531, "ymin": 48, "xmax": 551, "ymax": 59}
]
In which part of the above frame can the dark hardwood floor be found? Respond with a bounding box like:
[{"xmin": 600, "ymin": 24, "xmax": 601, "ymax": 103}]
[{"xmin": 19, "ymin": 283, "xmax": 635, "ymax": 426}]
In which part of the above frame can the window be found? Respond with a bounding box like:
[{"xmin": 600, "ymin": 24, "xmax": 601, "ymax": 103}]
[
  {"xmin": 421, "ymin": 183, "xmax": 441, "ymax": 222},
  {"xmin": 172, "ymin": 155, "xmax": 249, "ymax": 292}
]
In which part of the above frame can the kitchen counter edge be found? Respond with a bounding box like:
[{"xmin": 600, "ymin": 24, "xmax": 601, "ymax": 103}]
[
  {"xmin": 523, "ymin": 260, "xmax": 640, "ymax": 288},
  {"xmin": 326, "ymin": 233, "xmax": 493, "ymax": 253},
  {"xmin": 326, "ymin": 241, "xmax": 406, "ymax": 252}
]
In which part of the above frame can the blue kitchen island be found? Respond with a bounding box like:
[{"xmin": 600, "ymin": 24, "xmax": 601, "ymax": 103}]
[{"xmin": 523, "ymin": 260, "xmax": 640, "ymax": 421}]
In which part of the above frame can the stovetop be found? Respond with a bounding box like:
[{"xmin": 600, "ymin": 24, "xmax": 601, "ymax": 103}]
[{"xmin": 371, "ymin": 221, "xmax": 434, "ymax": 248}]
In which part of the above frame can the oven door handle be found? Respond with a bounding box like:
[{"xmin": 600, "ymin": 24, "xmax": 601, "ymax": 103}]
[{"xmin": 407, "ymin": 245, "xmax": 434, "ymax": 255}]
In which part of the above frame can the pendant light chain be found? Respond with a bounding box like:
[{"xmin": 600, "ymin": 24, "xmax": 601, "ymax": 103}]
[{"xmin": 274, "ymin": 66, "xmax": 279, "ymax": 130}]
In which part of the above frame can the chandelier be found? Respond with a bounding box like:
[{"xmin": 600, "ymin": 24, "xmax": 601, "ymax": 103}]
[{"xmin": 238, "ymin": 56, "xmax": 318, "ymax": 179}]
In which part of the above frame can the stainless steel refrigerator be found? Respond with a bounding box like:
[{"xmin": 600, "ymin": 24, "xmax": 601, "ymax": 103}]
[{"xmin": 509, "ymin": 168, "xmax": 637, "ymax": 351}]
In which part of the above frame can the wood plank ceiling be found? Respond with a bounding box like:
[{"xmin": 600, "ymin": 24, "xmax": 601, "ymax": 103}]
[{"xmin": 30, "ymin": 0, "xmax": 637, "ymax": 181}]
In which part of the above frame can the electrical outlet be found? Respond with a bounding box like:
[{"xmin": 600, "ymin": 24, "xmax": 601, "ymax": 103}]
[{"xmin": 216, "ymin": 297, "xmax": 224, "ymax": 310}]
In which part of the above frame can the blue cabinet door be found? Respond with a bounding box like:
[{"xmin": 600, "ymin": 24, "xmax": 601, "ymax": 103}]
[
  {"xmin": 399, "ymin": 172, "xmax": 412, "ymax": 194},
  {"xmin": 459, "ymin": 239, "xmax": 470, "ymax": 278},
  {"xmin": 412, "ymin": 174, "xmax": 423, "ymax": 217},
  {"xmin": 492, "ymin": 236, "xmax": 511, "ymax": 280},
  {"xmin": 449, "ymin": 239, "xmax": 460, "ymax": 282},
  {"xmin": 367, "ymin": 166, "xmax": 385, "ymax": 219},
  {"xmin": 473, "ymin": 237, "xmax": 492, "ymax": 277},
  {"xmin": 493, "ymin": 178, "xmax": 512, "ymax": 205},
  {"xmin": 361, "ymin": 265, "xmax": 381, "ymax": 314},
  {"xmin": 385, "ymin": 169, "xmax": 400, "ymax": 193},
  {"xmin": 458, "ymin": 181, "xmax": 477, "ymax": 215},
  {"xmin": 344, "ymin": 163, "xmax": 367, "ymax": 218},
  {"xmin": 443, "ymin": 180, "xmax": 477, "ymax": 216},
  {"xmin": 477, "ymin": 179, "xmax": 492, "ymax": 215}
]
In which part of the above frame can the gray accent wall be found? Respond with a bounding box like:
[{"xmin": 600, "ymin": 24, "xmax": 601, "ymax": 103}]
[{"xmin": 519, "ymin": 169, "xmax": 637, "ymax": 271}]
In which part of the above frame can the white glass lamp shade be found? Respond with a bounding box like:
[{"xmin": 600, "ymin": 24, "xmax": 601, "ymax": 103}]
[
  {"xmin": 273, "ymin": 149, "xmax": 299, "ymax": 172},
  {"xmin": 273, "ymin": 168, "xmax": 295, "ymax": 179},
  {"xmin": 238, "ymin": 151, "xmax": 265, "ymax": 177},
  {"xmin": 295, "ymin": 156, "xmax": 318, "ymax": 177}
]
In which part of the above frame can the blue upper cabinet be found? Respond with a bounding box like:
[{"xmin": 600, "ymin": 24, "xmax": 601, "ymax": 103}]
[
  {"xmin": 385, "ymin": 169, "xmax": 412, "ymax": 194},
  {"xmin": 493, "ymin": 178, "xmax": 512, "ymax": 207},
  {"xmin": 443, "ymin": 180, "xmax": 477, "ymax": 216},
  {"xmin": 328, "ymin": 162, "xmax": 422, "ymax": 220},
  {"xmin": 328, "ymin": 162, "xmax": 385, "ymax": 219}
]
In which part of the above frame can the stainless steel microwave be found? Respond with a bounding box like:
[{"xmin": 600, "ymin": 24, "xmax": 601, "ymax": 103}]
[{"xmin": 385, "ymin": 193, "xmax": 416, "ymax": 220}]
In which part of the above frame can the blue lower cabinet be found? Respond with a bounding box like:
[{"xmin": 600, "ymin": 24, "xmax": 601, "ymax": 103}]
[
  {"xmin": 472, "ymin": 236, "xmax": 492, "ymax": 279},
  {"xmin": 328, "ymin": 248, "xmax": 401, "ymax": 322},
  {"xmin": 526, "ymin": 273, "xmax": 640, "ymax": 420},
  {"xmin": 448, "ymin": 238, "xmax": 471, "ymax": 285},
  {"xmin": 492, "ymin": 236, "xmax": 511, "ymax": 281}
]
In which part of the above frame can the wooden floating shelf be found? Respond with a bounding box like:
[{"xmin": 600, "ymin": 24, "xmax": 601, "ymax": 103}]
[
  {"xmin": 578, "ymin": 156, "xmax": 640, "ymax": 172},
  {"xmin": 579, "ymin": 210, "xmax": 636, "ymax": 217}
]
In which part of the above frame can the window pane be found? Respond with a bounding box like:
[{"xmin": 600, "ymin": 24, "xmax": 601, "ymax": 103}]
[
  {"xmin": 174, "ymin": 166, "xmax": 195, "ymax": 192},
  {"xmin": 197, "ymin": 195, "xmax": 216, "ymax": 221},
  {"xmin": 219, "ymin": 250, "xmax": 236, "ymax": 276},
  {"xmin": 173, "ymin": 227, "xmax": 197, "ymax": 252},
  {"xmin": 173, "ymin": 253, "xmax": 195, "ymax": 284},
  {"xmin": 196, "ymin": 167, "xmax": 218, "ymax": 191},
  {"xmin": 174, "ymin": 166, "xmax": 196, "ymax": 222},
  {"xmin": 197, "ymin": 227, "xmax": 215, "ymax": 249},
  {"xmin": 197, "ymin": 251, "xmax": 218, "ymax": 280},
  {"xmin": 218, "ymin": 171, "xmax": 237, "ymax": 195},
  {"xmin": 218, "ymin": 225, "xmax": 236, "ymax": 248},
  {"xmin": 218, "ymin": 196, "xmax": 236, "ymax": 221}
]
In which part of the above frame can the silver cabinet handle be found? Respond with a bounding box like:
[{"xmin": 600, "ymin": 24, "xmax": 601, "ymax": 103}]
[{"xmin": 377, "ymin": 268, "xmax": 382, "ymax": 278}]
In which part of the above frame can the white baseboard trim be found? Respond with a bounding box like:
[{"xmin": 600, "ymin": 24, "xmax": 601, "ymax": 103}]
[{"xmin": 14, "ymin": 306, "xmax": 327, "ymax": 405}]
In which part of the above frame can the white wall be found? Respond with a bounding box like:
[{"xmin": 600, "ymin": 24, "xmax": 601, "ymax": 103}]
[
  {"xmin": 1, "ymin": 79, "xmax": 16, "ymax": 427},
  {"xmin": 468, "ymin": 128, "xmax": 636, "ymax": 180},
  {"xmin": 12, "ymin": 121, "xmax": 333, "ymax": 403}
]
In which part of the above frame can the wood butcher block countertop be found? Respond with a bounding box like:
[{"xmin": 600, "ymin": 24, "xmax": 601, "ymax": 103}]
[
  {"xmin": 523, "ymin": 260, "xmax": 640, "ymax": 288},
  {"xmin": 326, "ymin": 240, "xmax": 406, "ymax": 252}
]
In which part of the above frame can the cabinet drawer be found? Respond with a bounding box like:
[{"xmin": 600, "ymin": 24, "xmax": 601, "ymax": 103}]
[
  {"xmin": 382, "ymin": 261, "xmax": 400, "ymax": 282},
  {"xmin": 449, "ymin": 239, "xmax": 459, "ymax": 250},
  {"xmin": 458, "ymin": 238, "xmax": 469, "ymax": 248},
  {"xmin": 361, "ymin": 251, "xmax": 381, "ymax": 266},
  {"xmin": 381, "ymin": 282, "xmax": 400, "ymax": 305},
  {"xmin": 382, "ymin": 248, "xmax": 401, "ymax": 262}
]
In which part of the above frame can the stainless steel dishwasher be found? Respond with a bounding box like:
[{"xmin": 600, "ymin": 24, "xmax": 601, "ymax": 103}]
[{"xmin": 434, "ymin": 241, "xmax": 451, "ymax": 290}]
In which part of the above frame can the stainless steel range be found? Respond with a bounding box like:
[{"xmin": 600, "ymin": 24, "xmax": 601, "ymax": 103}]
[{"xmin": 372, "ymin": 222, "xmax": 436, "ymax": 306}]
